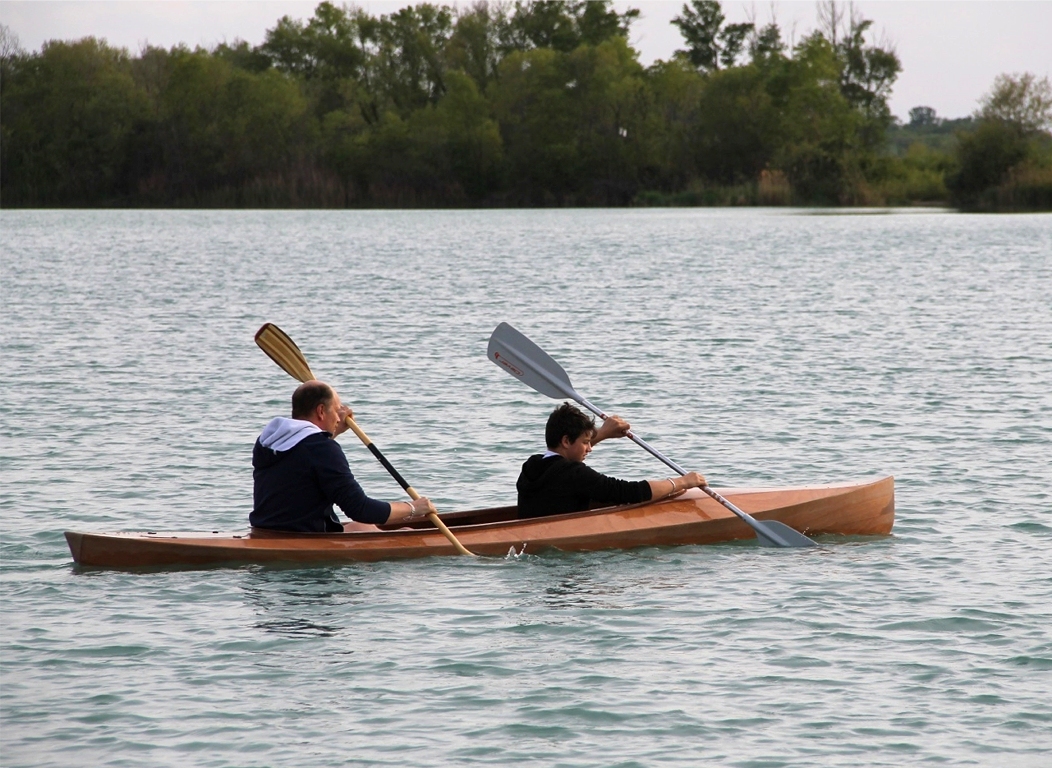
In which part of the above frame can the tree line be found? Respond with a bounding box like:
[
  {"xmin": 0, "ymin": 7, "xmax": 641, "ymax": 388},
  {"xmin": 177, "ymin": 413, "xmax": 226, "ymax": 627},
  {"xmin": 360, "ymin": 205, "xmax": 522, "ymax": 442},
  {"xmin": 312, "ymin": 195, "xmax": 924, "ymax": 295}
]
[{"xmin": 1, "ymin": 1, "xmax": 1049, "ymax": 210}]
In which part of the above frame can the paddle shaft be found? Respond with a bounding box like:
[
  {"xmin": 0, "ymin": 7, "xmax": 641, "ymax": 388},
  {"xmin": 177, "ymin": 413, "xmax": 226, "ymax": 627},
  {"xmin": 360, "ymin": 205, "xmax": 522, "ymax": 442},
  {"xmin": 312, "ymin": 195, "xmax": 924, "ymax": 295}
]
[{"xmin": 344, "ymin": 418, "xmax": 471, "ymax": 555}]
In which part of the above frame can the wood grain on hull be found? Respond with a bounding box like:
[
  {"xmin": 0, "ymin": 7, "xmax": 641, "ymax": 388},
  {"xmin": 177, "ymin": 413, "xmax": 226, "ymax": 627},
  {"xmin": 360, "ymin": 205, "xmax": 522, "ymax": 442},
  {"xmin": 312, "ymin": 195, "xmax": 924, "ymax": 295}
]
[{"xmin": 65, "ymin": 476, "xmax": 894, "ymax": 568}]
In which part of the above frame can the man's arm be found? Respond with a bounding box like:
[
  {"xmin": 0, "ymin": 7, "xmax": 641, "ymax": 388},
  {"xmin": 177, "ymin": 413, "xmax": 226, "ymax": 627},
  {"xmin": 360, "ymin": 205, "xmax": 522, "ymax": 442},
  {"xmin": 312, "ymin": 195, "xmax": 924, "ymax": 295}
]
[{"xmin": 313, "ymin": 440, "xmax": 392, "ymax": 524}]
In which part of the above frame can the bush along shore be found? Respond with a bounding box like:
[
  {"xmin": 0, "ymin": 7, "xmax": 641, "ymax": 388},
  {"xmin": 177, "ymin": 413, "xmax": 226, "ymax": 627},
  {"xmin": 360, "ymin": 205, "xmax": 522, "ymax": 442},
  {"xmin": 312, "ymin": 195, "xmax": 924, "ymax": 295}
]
[{"xmin": 2, "ymin": 2, "xmax": 1050, "ymax": 211}]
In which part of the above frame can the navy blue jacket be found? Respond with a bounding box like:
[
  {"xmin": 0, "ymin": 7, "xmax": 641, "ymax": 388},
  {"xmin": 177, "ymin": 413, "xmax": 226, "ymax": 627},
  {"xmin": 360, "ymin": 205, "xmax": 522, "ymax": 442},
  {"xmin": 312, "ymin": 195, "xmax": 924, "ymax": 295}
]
[
  {"xmin": 251, "ymin": 431, "xmax": 391, "ymax": 532},
  {"xmin": 516, "ymin": 454, "xmax": 652, "ymax": 518}
]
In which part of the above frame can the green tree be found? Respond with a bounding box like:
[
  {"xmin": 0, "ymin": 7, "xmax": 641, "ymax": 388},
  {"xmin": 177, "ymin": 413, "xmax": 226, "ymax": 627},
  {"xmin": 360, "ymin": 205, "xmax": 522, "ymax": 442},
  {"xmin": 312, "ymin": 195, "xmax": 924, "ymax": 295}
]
[
  {"xmin": 948, "ymin": 120, "xmax": 1028, "ymax": 206},
  {"xmin": 977, "ymin": 72, "xmax": 1052, "ymax": 133},
  {"xmin": 816, "ymin": 1, "xmax": 900, "ymax": 147},
  {"xmin": 691, "ymin": 64, "xmax": 780, "ymax": 183},
  {"xmin": 0, "ymin": 23, "xmax": 23, "ymax": 87},
  {"xmin": 490, "ymin": 36, "xmax": 646, "ymax": 204},
  {"xmin": 749, "ymin": 22, "xmax": 785, "ymax": 66},
  {"xmin": 0, "ymin": 24, "xmax": 26, "ymax": 191},
  {"xmin": 489, "ymin": 47, "xmax": 581, "ymax": 202},
  {"xmin": 949, "ymin": 73, "xmax": 1052, "ymax": 210},
  {"xmin": 149, "ymin": 47, "xmax": 312, "ymax": 201},
  {"xmin": 566, "ymin": 37, "xmax": 649, "ymax": 202},
  {"xmin": 213, "ymin": 39, "xmax": 272, "ymax": 73},
  {"xmin": 1, "ymin": 37, "xmax": 148, "ymax": 205},
  {"xmin": 325, "ymin": 68, "xmax": 504, "ymax": 205},
  {"xmin": 221, "ymin": 69, "xmax": 314, "ymax": 180},
  {"xmin": 371, "ymin": 3, "xmax": 455, "ymax": 115},
  {"xmin": 636, "ymin": 59, "xmax": 705, "ymax": 190},
  {"xmin": 0, "ymin": 1, "xmax": 944, "ymax": 209},
  {"xmin": 259, "ymin": 2, "xmax": 379, "ymax": 119},
  {"xmin": 908, "ymin": 106, "xmax": 938, "ymax": 127},
  {"xmin": 672, "ymin": 0, "xmax": 753, "ymax": 71},
  {"xmin": 500, "ymin": 1, "xmax": 638, "ymax": 55},
  {"xmin": 768, "ymin": 33, "xmax": 864, "ymax": 203},
  {"xmin": 446, "ymin": 1, "xmax": 506, "ymax": 91},
  {"xmin": 413, "ymin": 69, "xmax": 504, "ymax": 200},
  {"xmin": 575, "ymin": 0, "xmax": 640, "ymax": 47},
  {"xmin": 260, "ymin": 1, "xmax": 368, "ymax": 80},
  {"xmin": 154, "ymin": 48, "xmax": 233, "ymax": 195}
]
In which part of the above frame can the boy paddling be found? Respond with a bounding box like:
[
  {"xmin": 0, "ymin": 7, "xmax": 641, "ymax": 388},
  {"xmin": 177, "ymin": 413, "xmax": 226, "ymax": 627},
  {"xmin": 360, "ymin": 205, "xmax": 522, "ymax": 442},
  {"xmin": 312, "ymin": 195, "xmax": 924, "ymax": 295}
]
[{"xmin": 516, "ymin": 402, "xmax": 707, "ymax": 518}]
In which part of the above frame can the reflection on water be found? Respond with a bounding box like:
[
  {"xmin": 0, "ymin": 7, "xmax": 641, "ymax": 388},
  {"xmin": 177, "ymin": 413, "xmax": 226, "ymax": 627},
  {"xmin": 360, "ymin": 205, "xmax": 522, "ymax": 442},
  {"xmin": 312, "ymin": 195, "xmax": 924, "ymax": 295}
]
[
  {"xmin": 240, "ymin": 567, "xmax": 367, "ymax": 638},
  {"xmin": 511, "ymin": 555, "xmax": 693, "ymax": 612},
  {"xmin": 255, "ymin": 617, "xmax": 340, "ymax": 637},
  {"xmin": 544, "ymin": 575, "xmax": 622, "ymax": 611}
]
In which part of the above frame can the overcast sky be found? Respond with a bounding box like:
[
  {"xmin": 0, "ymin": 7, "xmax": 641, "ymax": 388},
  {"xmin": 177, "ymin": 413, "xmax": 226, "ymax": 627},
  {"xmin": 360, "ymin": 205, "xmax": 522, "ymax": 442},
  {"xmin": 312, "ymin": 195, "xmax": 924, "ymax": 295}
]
[{"xmin": 2, "ymin": 1, "xmax": 1050, "ymax": 120}]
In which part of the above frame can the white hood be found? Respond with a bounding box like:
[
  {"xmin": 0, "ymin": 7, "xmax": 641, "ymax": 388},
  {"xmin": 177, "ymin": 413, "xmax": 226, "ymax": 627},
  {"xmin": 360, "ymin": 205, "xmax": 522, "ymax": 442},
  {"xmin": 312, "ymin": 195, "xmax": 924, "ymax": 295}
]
[{"xmin": 258, "ymin": 417, "xmax": 323, "ymax": 452}]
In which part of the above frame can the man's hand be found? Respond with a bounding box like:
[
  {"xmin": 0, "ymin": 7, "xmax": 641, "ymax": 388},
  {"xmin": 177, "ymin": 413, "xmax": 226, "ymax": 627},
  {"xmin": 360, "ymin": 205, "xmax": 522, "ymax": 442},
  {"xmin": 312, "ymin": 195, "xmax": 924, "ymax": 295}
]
[{"xmin": 332, "ymin": 404, "xmax": 354, "ymax": 437}]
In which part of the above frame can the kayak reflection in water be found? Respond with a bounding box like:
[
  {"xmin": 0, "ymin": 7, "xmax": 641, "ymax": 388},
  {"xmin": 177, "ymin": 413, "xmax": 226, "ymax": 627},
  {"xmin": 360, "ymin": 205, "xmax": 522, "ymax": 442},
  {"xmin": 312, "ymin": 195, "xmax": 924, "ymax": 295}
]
[
  {"xmin": 515, "ymin": 402, "xmax": 707, "ymax": 519},
  {"xmin": 251, "ymin": 380, "xmax": 436, "ymax": 532}
]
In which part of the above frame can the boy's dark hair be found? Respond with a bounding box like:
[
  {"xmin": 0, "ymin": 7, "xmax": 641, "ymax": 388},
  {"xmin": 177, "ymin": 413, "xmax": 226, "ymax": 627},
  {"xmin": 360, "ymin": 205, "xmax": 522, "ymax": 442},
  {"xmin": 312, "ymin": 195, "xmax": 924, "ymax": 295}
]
[
  {"xmin": 545, "ymin": 402, "xmax": 596, "ymax": 449},
  {"xmin": 291, "ymin": 381, "xmax": 334, "ymax": 419}
]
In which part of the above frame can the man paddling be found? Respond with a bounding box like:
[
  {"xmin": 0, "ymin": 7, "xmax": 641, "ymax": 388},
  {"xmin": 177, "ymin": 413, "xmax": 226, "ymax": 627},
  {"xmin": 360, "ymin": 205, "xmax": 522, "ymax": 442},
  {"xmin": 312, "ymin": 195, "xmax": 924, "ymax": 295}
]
[
  {"xmin": 252, "ymin": 380, "xmax": 436, "ymax": 532},
  {"xmin": 516, "ymin": 402, "xmax": 707, "ymax": 518}
]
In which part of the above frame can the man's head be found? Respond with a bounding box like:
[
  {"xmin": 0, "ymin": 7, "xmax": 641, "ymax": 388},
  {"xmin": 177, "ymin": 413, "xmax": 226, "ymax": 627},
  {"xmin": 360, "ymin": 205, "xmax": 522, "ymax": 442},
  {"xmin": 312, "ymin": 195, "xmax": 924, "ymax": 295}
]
[
  {"xmin": 545, "ymin": 402, "xmax": 596, "ymax": 450},
  {"xmin": 291, "ymin": 380, "xmax": 334, "ymax": 418},
  {"xmin": 291, "ymin": 380, "xmax": 343, "ymax": 433}
]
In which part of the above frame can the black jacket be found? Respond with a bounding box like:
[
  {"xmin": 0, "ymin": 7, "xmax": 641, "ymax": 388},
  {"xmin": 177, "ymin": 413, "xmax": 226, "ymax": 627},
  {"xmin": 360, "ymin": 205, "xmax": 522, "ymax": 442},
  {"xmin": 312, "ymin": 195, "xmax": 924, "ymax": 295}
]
[
  {"xmin": 516, "ymin": 454, "xmax": 651, "ymax": 519},
  {"xmin": 251, "ymin": 430, "xmax": 390, "ymax": 532}
]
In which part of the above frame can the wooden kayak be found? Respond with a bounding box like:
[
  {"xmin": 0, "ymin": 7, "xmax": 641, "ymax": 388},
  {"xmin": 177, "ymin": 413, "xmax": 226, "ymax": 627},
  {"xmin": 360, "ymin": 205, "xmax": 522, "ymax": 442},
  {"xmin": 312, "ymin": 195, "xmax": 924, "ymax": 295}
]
[
  {"xmin": 65, "ymin": 476, "xmax": 894, "ymax": 568},
  {"xmin": 64, "ymin": 476, "xmax": 894, "ymax": 568}
]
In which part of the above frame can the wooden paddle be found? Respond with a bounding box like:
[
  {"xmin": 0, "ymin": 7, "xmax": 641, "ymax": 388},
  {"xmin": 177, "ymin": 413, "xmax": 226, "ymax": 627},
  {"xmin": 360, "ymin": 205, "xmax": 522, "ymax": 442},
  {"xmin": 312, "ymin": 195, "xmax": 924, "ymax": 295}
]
[
  {"xmin": 254, "ymin": 322, "xmax": 475, "ymax": 556},
  {"xmin": 486, "ymin": 322, "xmax": 817, "ymax": 548}
]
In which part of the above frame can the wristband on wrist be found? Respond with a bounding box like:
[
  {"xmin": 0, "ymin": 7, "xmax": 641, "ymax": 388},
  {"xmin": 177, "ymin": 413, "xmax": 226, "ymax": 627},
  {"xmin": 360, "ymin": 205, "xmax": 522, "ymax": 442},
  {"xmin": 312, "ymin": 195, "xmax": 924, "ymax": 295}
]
[{"xmin": 668, "ymin": 477, "xmax": 677, "ymax": 496}]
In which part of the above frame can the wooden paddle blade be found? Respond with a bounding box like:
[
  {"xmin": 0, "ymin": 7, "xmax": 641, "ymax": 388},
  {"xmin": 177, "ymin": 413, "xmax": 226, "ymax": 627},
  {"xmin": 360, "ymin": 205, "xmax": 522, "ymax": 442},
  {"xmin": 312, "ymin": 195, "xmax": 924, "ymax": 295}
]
[
  {"xmin": 255, "ymin": 323, "xmax": 316, "ymax": 383},
  {"xmin": 488, "ymin": 322, "xmax": 580, "ymax": 401}
]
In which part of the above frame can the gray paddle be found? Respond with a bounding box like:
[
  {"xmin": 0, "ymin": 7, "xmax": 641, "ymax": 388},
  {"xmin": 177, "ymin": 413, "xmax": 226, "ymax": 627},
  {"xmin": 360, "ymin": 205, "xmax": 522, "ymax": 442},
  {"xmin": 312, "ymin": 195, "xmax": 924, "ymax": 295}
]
[{"xmin": 487, "ymin": 322, "xmax": 817, "ymax": 548}]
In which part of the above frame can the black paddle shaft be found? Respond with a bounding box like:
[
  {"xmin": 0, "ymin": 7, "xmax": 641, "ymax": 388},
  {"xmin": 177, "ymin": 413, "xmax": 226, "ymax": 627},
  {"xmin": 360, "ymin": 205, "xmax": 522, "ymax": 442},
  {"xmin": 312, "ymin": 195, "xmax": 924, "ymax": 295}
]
[{"xmin": 366, "ymin": 442, "xmax": 411, "ymax": 492}]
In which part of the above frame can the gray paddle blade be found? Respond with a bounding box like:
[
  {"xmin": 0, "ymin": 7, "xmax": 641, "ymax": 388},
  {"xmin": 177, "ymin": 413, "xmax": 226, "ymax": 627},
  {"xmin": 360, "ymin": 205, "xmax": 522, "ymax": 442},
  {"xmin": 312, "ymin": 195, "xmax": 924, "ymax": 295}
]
[
  {"xmin": 488, "ymin": 322, "xmax": 580, "ymax": 401},
  {"xmin": 754, "ymin": 519, "xmax": 817, "ymax": 548}
]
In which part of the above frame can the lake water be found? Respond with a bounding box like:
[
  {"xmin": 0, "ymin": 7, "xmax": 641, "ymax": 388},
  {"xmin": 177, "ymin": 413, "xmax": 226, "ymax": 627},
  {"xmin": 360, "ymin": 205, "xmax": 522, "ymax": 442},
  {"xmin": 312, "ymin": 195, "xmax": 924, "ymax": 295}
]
[{"xmin": 1, "ymin": 208, "xmax": 1050, "ymax": 767}]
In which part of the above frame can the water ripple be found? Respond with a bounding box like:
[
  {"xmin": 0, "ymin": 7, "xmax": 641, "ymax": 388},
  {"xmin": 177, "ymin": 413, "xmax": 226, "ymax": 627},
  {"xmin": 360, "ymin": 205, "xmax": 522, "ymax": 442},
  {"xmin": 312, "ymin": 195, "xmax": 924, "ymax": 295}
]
[{"xmin": 2, "ymin": 209, "xmax": 1051, "ymax": 767}]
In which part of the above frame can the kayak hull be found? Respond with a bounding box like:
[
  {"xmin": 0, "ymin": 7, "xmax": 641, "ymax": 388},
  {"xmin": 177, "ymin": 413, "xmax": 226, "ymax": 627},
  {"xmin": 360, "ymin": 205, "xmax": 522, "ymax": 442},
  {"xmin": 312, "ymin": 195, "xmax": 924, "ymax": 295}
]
[{"xmin": 65, "ymin": 476, "xmax": 894, "ymax": 568}]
